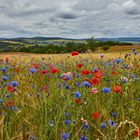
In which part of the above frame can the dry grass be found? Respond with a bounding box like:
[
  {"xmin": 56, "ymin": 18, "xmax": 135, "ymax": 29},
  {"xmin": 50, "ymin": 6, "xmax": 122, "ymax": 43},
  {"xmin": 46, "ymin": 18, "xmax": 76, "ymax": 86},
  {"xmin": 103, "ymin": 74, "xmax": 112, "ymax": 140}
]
[
  {"xmin": 0, "ymin": 53, "xmax": 130, "ymax": 64},
  {"xmin": 108, "ymin": 45, "xmax": 140, "ymax": 52}
]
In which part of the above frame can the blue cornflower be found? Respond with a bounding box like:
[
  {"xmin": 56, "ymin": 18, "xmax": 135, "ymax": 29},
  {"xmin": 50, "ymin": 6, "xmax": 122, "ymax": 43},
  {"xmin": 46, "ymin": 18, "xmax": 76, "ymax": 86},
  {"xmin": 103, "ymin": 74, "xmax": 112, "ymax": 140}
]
[
  {"xmin": 58, "ymin": 75, "xmax": 63, "ymax": 79},
  {"xmin": 10, "ymin": 106, "xmax": 17, "ymax": 111},
  {"xmin": 123, "ymin": 65, "xmax": 128, "ymax": 69},
  {"xmin": 65, "ymin": 85, "xmax": 70, "ymax": 90},
  {"xmin": 132, "ymin": 48, "xmax": 136, "ymax": 51},
  {"xmin": 102, "ymin": 87, "xmax": 110, "ymax": 93},
  {"xmin": 108, "ymin": 119, "xmax": 116, "ymax": 127},
  {"xmin": 65, "ymin": 112, "xmax": 70, "ymax": 117},
  {"xmin": 76, "ymin": 74, "xmax": 81, "ymax": 78},
  {"xmin": 64, "ymin": 120, "xmax": 70, "ymax": 125},
  {"xmin": 111, "ymin": 112, "xmax": 117, "ymax": 117},
  {"xmin": 133, "ymin": 52, "xmax": 138, "ymax": 55},
  {"xmin": 63, "ymin": 82, "xmax": 66, "ymax": 85},
  {"xmin": 6, "ymin": 94, "xmax": 10, "ymax": 98},
  {"xmin": 30, "ymin": 68, "xmax": 37, "ymax": 73},
  {"xmin": 82, "ymin": 81, "xmax": 91, "ymax": 87},
  {"xmin": 80, "ymin": 136, "xmax": 88, "ymax": 140},
  {"xmin": 74, "ymin": 91, "xmax": 81, "ymax": 98},
  {"xmin": 1, "ymin": 67, "xmax": 7, "ymax": 72},
  {"xmin": 83, "ymin": 122, "xmax": 89, "ymax": 130},
  {"xmin": 100, "ymin": 123, "xmax": 106, "ymax": 129},
  {"xmin": 2, "ymin": 76, "xmax": 8, "ymax": 81},
  {"xmin": 36, "ymin": 93, "xmax": 41, "ymax": 97},
  {"xmin": 61, "ymin": 132, "xmax": 69, "ymax": 140},
  {"xmin": 115, "ymin": 58, "xmax": 123, "ymax": 63},
  {"xmin": 74, "ymin": 82, "xmax": 81, "ymax": 87},
  {"xmin": 30, "ymin": 135, "xmax": 36, "ymax": 140},
  {"xmin": 0, "ymin": 99, "xmax": 4, "ymax": 104},
  {"xmin": 131, "ymin": 74, "xmax": 136, "ymax": 79},
  {"xmin": 122, "ymin": 78, "xmax": 128, "ymax": 83},
  {"xmin": 136, "ymin": 98, "xmax": 140, "ymax": 101},
  {"xmin": 32, "ymin": 84, "xmax": 35, "ymax": 88},
  {"xmin": 11, "ymin": 81, "xmax": 18, "ymax": 87},
  {"xmin": 58, "ymin": 84, "xmax": 62, "ymax": 89},
  {"xmin": 65, "ymin": 75, "xmax": 71, "ymax": 80}
]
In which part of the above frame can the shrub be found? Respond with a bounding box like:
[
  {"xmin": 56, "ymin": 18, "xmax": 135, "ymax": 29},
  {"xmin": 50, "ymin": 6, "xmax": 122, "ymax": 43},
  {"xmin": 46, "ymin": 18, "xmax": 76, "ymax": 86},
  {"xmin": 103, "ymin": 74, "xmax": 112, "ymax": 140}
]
[{"xmin": 102, "ymin": 46, "xmax": 110, "ymax": 51}]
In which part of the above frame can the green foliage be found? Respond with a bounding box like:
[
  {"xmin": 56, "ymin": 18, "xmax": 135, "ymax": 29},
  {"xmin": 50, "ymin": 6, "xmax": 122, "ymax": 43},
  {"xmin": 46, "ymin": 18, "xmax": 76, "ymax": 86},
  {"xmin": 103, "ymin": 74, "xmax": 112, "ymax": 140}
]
[
  {"xmin": 102, "ymin": 45, "xmax": 111, "ymax": 51},
  {"xmin": 0, "ymin": 39, "xmax": 133, "ymax": 54},
  {"xmin": 86, "ymin": 37, "xmax": 98, "ymax": 52}
]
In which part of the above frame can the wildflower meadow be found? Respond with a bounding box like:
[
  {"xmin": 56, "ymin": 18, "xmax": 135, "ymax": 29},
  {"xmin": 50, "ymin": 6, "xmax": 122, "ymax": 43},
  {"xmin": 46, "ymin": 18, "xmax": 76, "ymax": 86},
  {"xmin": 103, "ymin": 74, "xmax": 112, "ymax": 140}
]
[{"xmin": 0, "ymin": 50, "xmax": 140, "ymax": 140}]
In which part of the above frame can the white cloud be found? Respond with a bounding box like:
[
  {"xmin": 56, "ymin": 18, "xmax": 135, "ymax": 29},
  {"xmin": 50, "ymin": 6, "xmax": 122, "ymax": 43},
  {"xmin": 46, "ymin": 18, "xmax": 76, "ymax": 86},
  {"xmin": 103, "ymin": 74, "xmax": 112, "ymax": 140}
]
[
  {"xmin": 0, "ymin": 0, "xmax": 140, "ymax": 38},
  {"xmin": 121, "ymin": 0, "xmax": 140, "ymax": 15}
]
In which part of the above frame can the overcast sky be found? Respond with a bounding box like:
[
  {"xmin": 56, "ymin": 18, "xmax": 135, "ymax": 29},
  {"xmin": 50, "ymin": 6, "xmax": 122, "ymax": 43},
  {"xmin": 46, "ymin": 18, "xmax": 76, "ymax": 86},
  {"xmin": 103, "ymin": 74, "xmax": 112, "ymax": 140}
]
[{"xmin": 0, "ymin": 0, "xmax": 140, "ymax": 38}]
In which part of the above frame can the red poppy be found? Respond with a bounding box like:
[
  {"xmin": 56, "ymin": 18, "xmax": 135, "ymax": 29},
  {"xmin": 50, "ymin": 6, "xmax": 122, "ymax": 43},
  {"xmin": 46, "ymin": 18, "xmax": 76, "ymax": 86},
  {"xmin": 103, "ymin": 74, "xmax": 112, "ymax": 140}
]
[
  {"xmin": 77, "ymin": 63, "xmax": 83, "ymax": 68},
  {"xmin": 112, "ymin": 66, "xmax": 115, "ymax": 70},
  {"xmin": 89, "ymin": 70, "xmax": 94, "ymax": 74},
  {"xmin": 7, "ymin": 85, "xmax": 15, "ymax": 92},
  {"xmin": 90, "ymin": 77, "xmax": 100, "ymax": 85},
  {"xmin": 15, "ymin": 68, "xmax": 20, "ymax": 72},
  {"xmin": 42, "ymin": 70, "xmax": 47, "ymax": 74},
  {"xmin": 62, "ymin": 77, "xmax": 67, "ymax": 80},
  {"xmin": 112, "ymin": 85, "xmax": 122, "ymax": 93},
  {"xmin": 33, "ymin": 64, "xmax": 38, "ymax": 69},
  {"xmin": 81, "ymin": 70, "xmax": 90, "ymax": 75},
  {"xmin": 92, "ymin": 112, "xmax": 101, "ymax": 119},
  {"xmin": 111, "ymin": 71, "xmax": 115, "ymax": 76},
  {"xmin": 5, "ymin": 57, "xmax": 9, "ymax": 62},
  {"xmin": 71, "ymin": 51, "xmax": 79, "ymax": 56},
  {"xmin": 50, "ymin": 68, "xmax": 59, "ymax": 73},
  {"xmin": 5, "ymin": 101, "xmax": 14, "ymax": 107},
  {"xmin": 75, "ymin": 99, "xmax": 81, "ymax": 103},
  {"xmin": 133, "ymin": 128, "xmax": 140, "ymax": 137},
  {"xmin": 95, "ymin": 71, "xmax": 102, "ymax": 78}
]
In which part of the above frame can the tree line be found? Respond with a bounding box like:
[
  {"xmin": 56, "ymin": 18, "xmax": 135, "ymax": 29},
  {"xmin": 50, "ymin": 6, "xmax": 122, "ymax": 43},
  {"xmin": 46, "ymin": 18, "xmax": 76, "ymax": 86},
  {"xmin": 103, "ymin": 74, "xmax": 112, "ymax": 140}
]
[{"xmin": 0, "ymin": 38, "xmax": 133, "ymax": 53}]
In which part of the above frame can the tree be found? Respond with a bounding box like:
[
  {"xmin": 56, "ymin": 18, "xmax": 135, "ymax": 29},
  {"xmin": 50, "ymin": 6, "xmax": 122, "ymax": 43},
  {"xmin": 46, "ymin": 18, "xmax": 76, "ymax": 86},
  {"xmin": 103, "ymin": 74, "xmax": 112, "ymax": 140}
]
[{"xmin": 86, "ymin": 36, "xmax": 98, "ymax": 52}]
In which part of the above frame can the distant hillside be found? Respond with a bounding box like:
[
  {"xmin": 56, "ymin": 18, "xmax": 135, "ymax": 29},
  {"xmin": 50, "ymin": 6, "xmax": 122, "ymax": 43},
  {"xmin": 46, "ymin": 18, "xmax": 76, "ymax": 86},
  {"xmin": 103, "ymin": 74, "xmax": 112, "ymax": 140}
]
[
  {"xmin": 96, "ymin": 37, "xmax": 140, "ymax": 43},
  {"xmin": 1, "ymin": 36, "xmax": 140, "ymax": 54},
  {"xmin": 0, "ymin": 37, "xmax": 140, "ymax": 43},
  {"xmin": 0, "ymin": 37, "xmax": 84, "ymax": 42}
]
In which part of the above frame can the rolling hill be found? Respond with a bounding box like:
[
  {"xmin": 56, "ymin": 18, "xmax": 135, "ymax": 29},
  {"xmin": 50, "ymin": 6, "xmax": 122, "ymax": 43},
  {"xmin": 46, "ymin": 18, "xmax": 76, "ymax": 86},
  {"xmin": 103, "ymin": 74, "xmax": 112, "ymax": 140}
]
[{"xmin": 0, "ymin": 37, "xmax": 140, "ymax": 43}]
